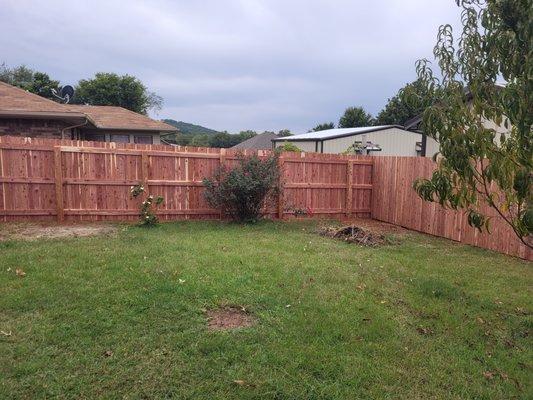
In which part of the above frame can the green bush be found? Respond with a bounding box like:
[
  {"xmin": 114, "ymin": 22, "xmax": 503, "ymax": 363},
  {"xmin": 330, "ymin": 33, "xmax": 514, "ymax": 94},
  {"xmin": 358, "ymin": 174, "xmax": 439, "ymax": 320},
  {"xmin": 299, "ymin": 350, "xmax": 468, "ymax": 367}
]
[
  {"xmin": 276, "ymin": 142, "xmax": 301, "ymax": 152},
  {"xmin": 203, "ymin": 153, "xmax": 280, "ymax": 222}
]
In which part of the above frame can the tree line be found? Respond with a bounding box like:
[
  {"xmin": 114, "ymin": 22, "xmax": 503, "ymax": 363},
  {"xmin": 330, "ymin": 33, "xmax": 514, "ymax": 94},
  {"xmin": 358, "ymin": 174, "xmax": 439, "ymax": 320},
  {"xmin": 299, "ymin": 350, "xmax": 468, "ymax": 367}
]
[{"xmin": 310, "ymin": 79, "xmax": 437, "ymax": 132}]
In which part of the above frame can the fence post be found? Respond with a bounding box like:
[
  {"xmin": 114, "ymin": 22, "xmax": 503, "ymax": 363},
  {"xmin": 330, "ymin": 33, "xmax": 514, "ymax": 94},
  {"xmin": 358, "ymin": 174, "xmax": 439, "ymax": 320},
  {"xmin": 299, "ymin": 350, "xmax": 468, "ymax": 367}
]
[
  {"xmin": 53, "ymin": 146, "xmax": 64, "ymax": 222},
  {"xmin": 345, "ymin": 159, "xmax": 353, "ymax": 217},
  {"xmin": 219, "ymin": 148, "xmax": 226, "ymax": 220},
  {"xmin": 277, "ymin": 155, "xmax": 284, "ymax": 220}
]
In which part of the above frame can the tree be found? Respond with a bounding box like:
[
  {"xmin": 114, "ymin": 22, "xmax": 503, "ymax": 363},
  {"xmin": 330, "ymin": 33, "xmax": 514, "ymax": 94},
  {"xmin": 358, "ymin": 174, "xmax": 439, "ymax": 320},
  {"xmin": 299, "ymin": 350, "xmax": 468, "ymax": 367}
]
[
  {"xmin": 26, "ymin": 72, "xmax": 61, "ymax": 100},
  {"xmin": 0, "ymin": 63, "xmax": 60, "ymax": 100},
  {"xmin": 338, "ymin": 107, "xmax": 373, "ymax": 128},
  {"xmin": 375, "ymin": 79, "xmax": 437, "ymax": 125},
  {"xmin": 277, "ymin": 129, "xmax": 292, "ymax": 137},
  {"xmin": 311, "ymin": 122, "xmax": 335, "ymax": 132},
  {"xmin": 208, "ymin": 132, "xmax": 235, "ymax": 148},
  {"xmin": 190, "ymin": 134, "xmax": 211, "ymax": 147},
  {"xmin": 410, "ymin": 0, "xmax": 532, "ymax": 247},
  {"xmin": 73, "ymin": 73, "xmax": 162, "ymax": 114}
]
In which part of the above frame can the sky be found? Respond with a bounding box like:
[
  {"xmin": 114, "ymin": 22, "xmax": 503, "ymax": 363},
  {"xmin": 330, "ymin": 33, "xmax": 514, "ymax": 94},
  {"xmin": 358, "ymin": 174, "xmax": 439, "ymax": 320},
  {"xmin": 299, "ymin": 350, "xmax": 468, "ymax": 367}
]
[{"xmin": 1, "ymin": 0, "xmax": 462, "ymax": 133}]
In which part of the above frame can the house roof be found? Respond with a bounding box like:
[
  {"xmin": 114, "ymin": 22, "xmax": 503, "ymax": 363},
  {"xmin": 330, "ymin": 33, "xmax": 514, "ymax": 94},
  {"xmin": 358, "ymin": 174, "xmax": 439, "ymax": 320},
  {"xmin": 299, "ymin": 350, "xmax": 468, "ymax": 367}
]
[
  {"xmin": 0, "ymin": 81, "xmax": 83, "ymax": 115},
  {"xmin": 0, "ymin": 81, "xmax": 177, "ymax": 132},
  {"xmin": 231, "ymin": 132, "xmax": 278, "ymax": 150},
  {"xmin": 64, "ymin": 105, "xmax": 177, "ymax": 131},
  {"xmin": 272, "ymin": 125, "xmax": 407, "ymax": 142}
]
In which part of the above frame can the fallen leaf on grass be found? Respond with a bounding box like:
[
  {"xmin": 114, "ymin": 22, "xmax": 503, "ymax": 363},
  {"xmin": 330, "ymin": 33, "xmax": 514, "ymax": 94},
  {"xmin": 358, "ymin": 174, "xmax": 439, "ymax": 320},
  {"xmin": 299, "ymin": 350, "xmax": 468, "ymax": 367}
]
[
  {"xmin": 103, "ymin": 350, "xmax": 113, "ymax": 357},
  {"xmin": 477, "ymin": 317, "xmax": 485, "ymax": 324},
  {"xmin": 178, "ymin": 279, "xmax": 186, "ymax": 284},
  {"xmin": 15, "ymin": 268, "xmax": 26, "ymax": 277},
  {"xmin": 233, "ymin": 380, "xmax": 246, "ymax": 386}
]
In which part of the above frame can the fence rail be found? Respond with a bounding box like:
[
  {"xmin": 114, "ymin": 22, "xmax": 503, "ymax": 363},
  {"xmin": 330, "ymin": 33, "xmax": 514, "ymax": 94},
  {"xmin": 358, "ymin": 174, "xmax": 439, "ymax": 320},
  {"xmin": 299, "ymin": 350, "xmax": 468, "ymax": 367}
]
[{"xmin": 0, "ymin": 136, "xmax": 530, "ymax": 260}]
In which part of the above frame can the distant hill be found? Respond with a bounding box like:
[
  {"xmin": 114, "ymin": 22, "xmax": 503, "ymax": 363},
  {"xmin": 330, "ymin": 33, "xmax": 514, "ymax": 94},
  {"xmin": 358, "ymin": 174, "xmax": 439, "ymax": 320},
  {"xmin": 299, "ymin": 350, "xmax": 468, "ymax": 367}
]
[{"xmin": 162, "ymin": 119, "xmax": 220, "ymax": 135}]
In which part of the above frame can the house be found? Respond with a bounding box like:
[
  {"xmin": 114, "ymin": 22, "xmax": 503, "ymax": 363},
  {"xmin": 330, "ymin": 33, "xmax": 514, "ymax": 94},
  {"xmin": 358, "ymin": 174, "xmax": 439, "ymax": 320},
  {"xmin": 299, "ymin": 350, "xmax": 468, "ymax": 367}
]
[
  {"xmin": 231, "ymin": 132, "xmax": 278, "ymax": 150},
  {"xmin": 272, "ymin": 125, "xmax": 434, "ymax": 156},
  {"xmin": 0, "ymin": 81, "xmax": 177, "ymax": 144}
]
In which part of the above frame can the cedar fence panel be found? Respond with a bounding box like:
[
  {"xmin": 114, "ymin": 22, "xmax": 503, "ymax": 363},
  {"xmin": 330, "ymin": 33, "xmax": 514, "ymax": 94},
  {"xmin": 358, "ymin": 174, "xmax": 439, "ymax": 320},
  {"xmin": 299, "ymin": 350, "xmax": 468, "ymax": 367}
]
[
  {"xmin": 0, "ymin": 135, "xmax": 372, "ymax": 222},
  {"xmin": 371, "ymin": 156, "xmax": 532, "ymax": 260}
]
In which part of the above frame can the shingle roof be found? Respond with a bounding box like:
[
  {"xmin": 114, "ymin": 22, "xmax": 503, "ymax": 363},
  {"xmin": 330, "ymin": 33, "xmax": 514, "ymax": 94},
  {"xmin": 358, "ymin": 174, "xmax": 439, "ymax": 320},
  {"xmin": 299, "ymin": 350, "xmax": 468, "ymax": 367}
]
[
  {"xmin": 0, "ymin": 81, "xmax": 177, "ymax": 132},
  {"xmin": 231, "ymin": 132, "xmax": 278, "ymax": 150},
  {"xmin": 272, "ymin": 125, "xmax": 406, "ymax": 141},
  {"xmin": 64, "ymin": 105, "xmax": 177, "ymax": 131},
  {"xmin": 0, "ymin": 81, "xmax": 79, "ymax": 114}
]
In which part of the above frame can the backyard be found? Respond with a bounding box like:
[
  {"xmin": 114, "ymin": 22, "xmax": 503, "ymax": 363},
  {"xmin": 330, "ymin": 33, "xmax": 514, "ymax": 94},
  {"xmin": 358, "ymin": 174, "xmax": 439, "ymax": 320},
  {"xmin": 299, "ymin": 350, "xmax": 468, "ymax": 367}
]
[{"xmin": 1, "ymin": 220, "xmax": 531, "ymax": 399}]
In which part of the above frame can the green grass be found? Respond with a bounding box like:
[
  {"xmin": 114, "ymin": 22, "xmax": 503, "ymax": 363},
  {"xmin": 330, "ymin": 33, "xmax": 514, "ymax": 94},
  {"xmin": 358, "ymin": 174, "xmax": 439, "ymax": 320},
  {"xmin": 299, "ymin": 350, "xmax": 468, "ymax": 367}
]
[{"xmin": 1, "ymin": 221, "xmax": 531, "ymax": 399}]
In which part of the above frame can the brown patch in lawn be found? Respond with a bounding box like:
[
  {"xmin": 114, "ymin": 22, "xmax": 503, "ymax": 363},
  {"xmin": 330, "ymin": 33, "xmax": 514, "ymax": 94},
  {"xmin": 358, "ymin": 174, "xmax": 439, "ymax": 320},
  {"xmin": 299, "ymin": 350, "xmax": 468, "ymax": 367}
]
[
  {"xmin": 206, "ymin": 306, "xmax": 255, "ymax": 331},
  {"xmin": 0, "ymin": 223, "xmax": 118, "ymax": 241},
  {"xmin": 318, "ymin": 225, "xmax": 387, "ymax": 246}
]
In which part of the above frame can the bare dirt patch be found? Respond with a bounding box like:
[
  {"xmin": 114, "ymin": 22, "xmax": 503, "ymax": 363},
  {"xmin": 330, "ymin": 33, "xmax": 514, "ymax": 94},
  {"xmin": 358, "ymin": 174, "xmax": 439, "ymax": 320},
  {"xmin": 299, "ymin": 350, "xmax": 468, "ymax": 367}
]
[
  {"xmin": 318, "ymin": 224, "xmax": 387, "ymax": 246},
  {"xmin": 206, "ymin": 306, "xmax": 256, "ymax": 331},
  {"xmin": 0, "ymin": 223, "xmax": 118, "ymax": 241}
]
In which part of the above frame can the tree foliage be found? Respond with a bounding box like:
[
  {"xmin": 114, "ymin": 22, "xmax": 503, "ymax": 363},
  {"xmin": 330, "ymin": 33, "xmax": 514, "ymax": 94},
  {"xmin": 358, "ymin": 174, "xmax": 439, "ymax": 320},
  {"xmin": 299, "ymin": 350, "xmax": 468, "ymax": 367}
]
[
  {"xmin": 277, "ymin": 142, "xmax": 301, "ymax": 152},
  {"xmin": 277, "ymin": 129, "xmax": 292, "ymax": 137},
  {"xmin": 73, "ymin": 72, "xmax": 162, "ymax": 114},
  {"xmin": 338, "ymin": 106, "xmax": 374, "ymax": 128},
  {"xmin": 311, "ymin": 122, "xmax": 335, "ymax": 131},
  {"xmin": 410, "ymin": 0, "xmax": 532, "ymax": 247},
  {"xmin": 203, "ymin": 153, "xmax": 280, "ymax": 222},
  {"xmin": 0, "ymin": 63, "xmax": 60, "ymax": 100},
  {"xmin": 375, "ymin": 79, "xmax": 438, "ymax": 125},
  {"xmin": 163, "ymin": 129, "xmax": 258, "ymax": 148}
]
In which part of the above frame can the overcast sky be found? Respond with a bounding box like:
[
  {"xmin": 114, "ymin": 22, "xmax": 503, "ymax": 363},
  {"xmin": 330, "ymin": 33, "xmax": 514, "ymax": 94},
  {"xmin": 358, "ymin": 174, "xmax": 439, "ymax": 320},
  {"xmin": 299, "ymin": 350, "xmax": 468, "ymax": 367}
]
[{"xmin": 1, "ymin": 0, "xmax": 462, "ymax": 133}]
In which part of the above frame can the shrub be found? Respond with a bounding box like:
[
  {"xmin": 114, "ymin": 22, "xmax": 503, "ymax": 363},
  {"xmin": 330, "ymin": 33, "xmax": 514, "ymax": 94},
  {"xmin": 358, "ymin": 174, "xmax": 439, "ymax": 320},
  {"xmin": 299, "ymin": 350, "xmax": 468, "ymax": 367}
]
[
  {"xmin": 203, "ymin": 153, "xmax": 280, "ymax": 222},
  {"xmin": 277, "ymin": 142, "xmax": 301, "ymax": 152},
  {"xmin": 130, "ymin": 184, "xmax": 164, "ymax": 226}
]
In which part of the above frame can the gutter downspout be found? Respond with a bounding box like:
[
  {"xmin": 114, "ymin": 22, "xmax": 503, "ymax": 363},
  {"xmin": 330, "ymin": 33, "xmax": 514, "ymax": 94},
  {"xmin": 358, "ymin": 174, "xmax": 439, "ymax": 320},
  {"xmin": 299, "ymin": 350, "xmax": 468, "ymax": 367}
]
[{"xmin": 61, "ymin": 118, "xmax": 89, "ymax": 140}]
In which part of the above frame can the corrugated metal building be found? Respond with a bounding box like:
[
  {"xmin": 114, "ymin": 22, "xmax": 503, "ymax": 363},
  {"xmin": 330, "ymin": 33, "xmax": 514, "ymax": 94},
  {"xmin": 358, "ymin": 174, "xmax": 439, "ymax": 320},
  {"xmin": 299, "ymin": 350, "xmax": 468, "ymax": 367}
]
[{"xmin": 272, "ymin": 125, "xmax": 438, "ymax": 156}]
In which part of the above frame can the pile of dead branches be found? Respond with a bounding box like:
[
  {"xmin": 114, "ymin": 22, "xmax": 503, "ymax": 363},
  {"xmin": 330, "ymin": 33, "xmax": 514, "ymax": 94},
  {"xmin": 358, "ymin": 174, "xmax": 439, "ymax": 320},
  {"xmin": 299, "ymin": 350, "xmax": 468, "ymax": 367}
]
[{"xmin": 318, "ymin": 225, "xmax": 385, "ymax": 247}]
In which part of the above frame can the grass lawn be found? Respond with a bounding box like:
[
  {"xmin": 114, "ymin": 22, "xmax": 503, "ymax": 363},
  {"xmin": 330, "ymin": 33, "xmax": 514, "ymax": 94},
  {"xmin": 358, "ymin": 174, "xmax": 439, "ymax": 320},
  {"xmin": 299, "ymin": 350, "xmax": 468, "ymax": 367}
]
[{"xmin": 1, "ymin": 221, "xmax": 531, "ymax": 399}]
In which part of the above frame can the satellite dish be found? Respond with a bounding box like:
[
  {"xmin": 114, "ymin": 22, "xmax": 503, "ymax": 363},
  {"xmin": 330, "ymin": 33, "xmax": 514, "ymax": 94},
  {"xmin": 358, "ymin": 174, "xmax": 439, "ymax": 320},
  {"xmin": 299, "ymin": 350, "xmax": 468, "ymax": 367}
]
[
  {"xmin": 60, "ymin": 85, "xmax": 74, "ymax": 99},
  {"xmin": 51, "ymin": 85, "xmax": 75, "ymax": 103}
]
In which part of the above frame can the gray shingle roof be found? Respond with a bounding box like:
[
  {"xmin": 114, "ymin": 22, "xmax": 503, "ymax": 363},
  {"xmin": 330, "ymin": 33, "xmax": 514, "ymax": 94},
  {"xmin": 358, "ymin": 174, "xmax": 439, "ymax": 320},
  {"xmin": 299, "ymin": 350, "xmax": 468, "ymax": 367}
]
[{"xmin": 232, "ymin": 132, "xmax": 278, "ymax": 150}]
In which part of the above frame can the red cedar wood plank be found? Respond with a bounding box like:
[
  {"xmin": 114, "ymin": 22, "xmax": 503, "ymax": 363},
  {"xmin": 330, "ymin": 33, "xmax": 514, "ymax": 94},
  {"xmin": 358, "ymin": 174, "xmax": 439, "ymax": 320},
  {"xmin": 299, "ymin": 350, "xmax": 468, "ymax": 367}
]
[
  {"xmin": 53, "ymin": 146, "xmax": 64, "ymax": 222},
  {"xmin": 278, "ymin": 156, "xmax": 285, "ymax": 219}
]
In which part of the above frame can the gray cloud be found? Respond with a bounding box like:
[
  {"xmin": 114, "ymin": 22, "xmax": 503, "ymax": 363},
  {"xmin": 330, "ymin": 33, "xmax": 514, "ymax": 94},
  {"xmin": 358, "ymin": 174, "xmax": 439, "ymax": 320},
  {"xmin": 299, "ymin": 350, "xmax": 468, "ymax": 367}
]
[{"xmin": 1, "ymin": 0, "xmax": 461, "ymax": 132}]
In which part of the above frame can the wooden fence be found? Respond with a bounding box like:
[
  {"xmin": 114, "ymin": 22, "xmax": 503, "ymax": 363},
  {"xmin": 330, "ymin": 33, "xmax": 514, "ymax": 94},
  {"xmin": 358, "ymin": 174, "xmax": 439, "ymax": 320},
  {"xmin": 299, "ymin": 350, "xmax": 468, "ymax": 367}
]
[
  {"xmin": 0, "ymin": 136, "xmax": 530, "ymax": 260},
  {"xmin": 372, "ymin": 156, "xmax": 532, "ymax": 260},
  {"xmin": 0, "ymin": 135, "xmax": 373, "ymax": 222}
]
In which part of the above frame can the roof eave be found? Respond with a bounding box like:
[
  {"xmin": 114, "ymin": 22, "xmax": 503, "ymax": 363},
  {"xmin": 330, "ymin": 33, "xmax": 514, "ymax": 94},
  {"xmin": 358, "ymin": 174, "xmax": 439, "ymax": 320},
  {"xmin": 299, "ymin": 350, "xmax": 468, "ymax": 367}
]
[
  {"xmin": 272, "ymin": 125, "xmax": 410, "ymax": 141},
  {"xmin": 0, "ymin": 110, "xmax": 87, "ymax": 119}
]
